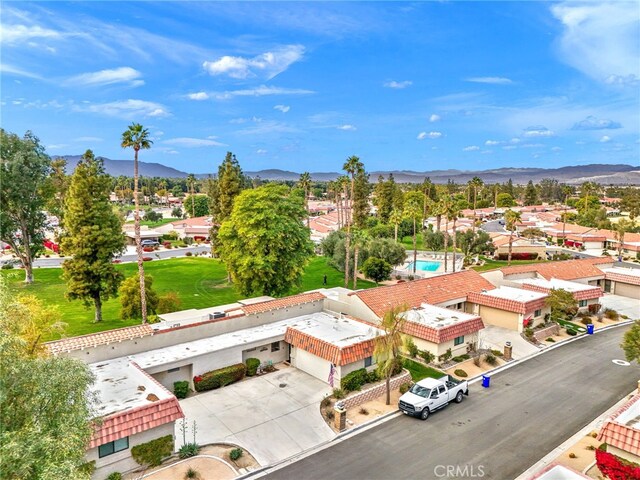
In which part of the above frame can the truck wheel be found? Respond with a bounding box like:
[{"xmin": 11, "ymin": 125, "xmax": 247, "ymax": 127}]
[
  {"xmin": 455, "ymin": 391, "xmax": 464, "ymax": 403},
  {"xmin": 420, "ymin": 408, "xmax": 430, "ymax": 420}
]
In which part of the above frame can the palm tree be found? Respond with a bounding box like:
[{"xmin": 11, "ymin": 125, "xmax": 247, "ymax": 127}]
[
  {"xmin": 469, "ymin": 176, "xmax": 484, "ymax": 233},
  {"xmin": 445, "ymin": 201, "xmax": 461, "ymax": 272},
  {"xmin": 351, "ymin": 229, "xmax": 369, "ymax": 290},
  {"xmin": 561, "ymin": 185, "xmax": 573, "ymax": 246},
  {"xmin": 404, "ymin": 191, "xmax": 423, "ymax": 275},
  {"xmin": 343, "ymin": 158, "xmax": 363, "ymax": 287},
  {"xmin": 187, "ymin": 174, "xmax": 196, "ymax": 218},
  {"xmin": 374, "ymin": 304, "xmax": 407, "ymax": 405},
  {"xmin": 298, "ymin": 172, "xmax": 312, "ymax": 228},
  {"xmin": 389, "ymin": 208, "xmax": 403, "ymax": 243},
  {"xmin": 121, "ymin": 123, "xmax": 153, "ymax": 324},
  {"xmin": 505, "ymin": 209, "xmax": 522, "ymax": 266},
  {"xmin": 615, "ymin": 218, "xmax": 633, "ymax": 260},
  {"xmin": 439, "ymin": 196, "xmax": 452, "ymax": 272}
]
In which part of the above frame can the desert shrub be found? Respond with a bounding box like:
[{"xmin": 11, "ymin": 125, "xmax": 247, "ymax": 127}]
[
  {"xmin": 173, "ymin": 380, "xmax": 189, "ymax": 399},
  {"xmin": 185, "ymin": 251, "xmax": 193, "ymax": 257},
  {"xmin": 325, "ymin": 409, "xmax": 335, "ymax": 420},
  {"xmin": 580, "ymin": 317, "xmax": 593, "ymax": 325},
  {"xmin": 473, "ymin": 356, "xmax": 481, "ymax": 367},
  {"xmin": 143, "ymin": 246, "xmax": 154, "ymax": 252},
  {"xmin": 193, "ymin": 363, "xmax": 246, "ymax": 392},
  {"xmin": 359, "ymin": 407, "xmax": 369, "ymax": 415},
  {"xmin": 106, "ymin": 473, "xmax": 122, "ymax": 480},
  {"xmin": 546, "ymin": 337, "xmax": 556, "ymax": 342},
  {"xmin": 185, "ymin": 467, "xmax": 199, "ymax": 479},
  {"xmin": 404, "ymin": 336, "xmax": 419, "ymax": 358},
  {"xmin": 245, "ymin": 358, "xmax": 260, "ymax": 377},
  {"xmin": 490, "ymin": 349, "xmax": 503, "ymax": 357},
  {"xmin": 586, "ymin": 445, "xmax": 596, "ymax": 451},
  {"xmin": 399, "ymin": 382, "xmax": 411, "ymax": 394},
  {"xmin": 332, "ymin": 388, "xmax": 345, "ymax": 399},
  {"xmin": 452, "ymin": 354, "xmax": 470, "ymax": 363},
  {"xmin": 178, "ymin": 443, "xmax": 200, "ymax": 459},
  {"xmin": 142, "ymin": 256, "xmax": 153, "ymax": 261},
  {"xmin": 569, "ymin": 452, "xmax": 577, "ymax": 459},
  {"xmin": 78, "ymin": 461, "xmax": 96, "ymax": 476},
  {"xmin": 484, "ymin": 353, "xmax": 498, "ymax": 366},
  {"xmin": 438, "ymin": 348, "xmax": 452, "ymax": 363},
  {"xmin": 604, "ymin": 308, "xmax": 619, "ymax": 321},
  {"xmin": 454, "ymin": 369, "xmax": 468, "ymax": 378},
  {"xmin": 588, "ymin": 303, "xmax": 602, "ymax": 314},
  {"xmin": 524, "ymin": 328, "xmax": 534, "ymax": 339},
  {"xmin": 419, "ymin": 350, "xmax": 435, "ymax": 364},
  {"xmin": 341, "ymin": 368, "xmax": 368, "ymax": 392},
  {"xmin": 131, "ymin": 435, "xmax": 173, "ymax": 467},
  {"xmin": 230, "ymin": 448, "xmax": 243, "ymax": 461},
  {"xmin": 157, "ymin": 292, "xmax": 182, "ymax": 314},
  {"xmin": 321, "ymin": 396, "xmax": 332, "ymax": 408}
]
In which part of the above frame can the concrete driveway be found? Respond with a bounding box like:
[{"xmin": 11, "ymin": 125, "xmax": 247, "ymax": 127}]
[
  {"xmin": 177, "ymin": 365, "xmax": 334, "ymax": 467},
  {"xmin": 479, "ymin": 325, "xmax": 539, "ymax": 359},
  {"xmin": 600, "ymin": 294, "xmax": 640, "ymax": 320}
]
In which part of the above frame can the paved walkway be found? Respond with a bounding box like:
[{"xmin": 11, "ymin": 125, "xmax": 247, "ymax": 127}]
[
  {"xmin": 479, "ymin": 325, "xmax": 540, "ymax": 359},
  {"xmin": 177, "ymin": 365, "xmax": 334, "ymax": 467},
  {"xmin": 600, "ymin": 293, "xmax": 640, "ymax": 320}
]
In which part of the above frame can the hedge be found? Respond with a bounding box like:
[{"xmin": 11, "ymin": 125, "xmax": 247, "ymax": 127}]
[
  {"xmin": 341, "ymin": 368, "xmax": 369, "ymax": 392},
  {"xmin": 174, "ymin": 380, "xmax": 189, "ymax": 399},
  {"xmin": 496, "ymin": 252, "xmax": 539, "ymax": 261},
  {"xmin": 245, "ymin": 358, "xmax": 260, "ymax": 377},
  {"xmin": 131, "ymin": 435, "xmax": 173, "ymax": 467},
  {"xmin": 194, "ymin": 363, "xmax": 246, "ymax": 392}
]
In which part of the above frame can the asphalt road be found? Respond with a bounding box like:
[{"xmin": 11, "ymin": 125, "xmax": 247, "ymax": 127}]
[
  {"xmin": 265, "ymin": 326, "xmax": 637, "ymax": 480},
  {"xmin": 481, "ymin": 219, "xmax": 505, "ymax": 233}
]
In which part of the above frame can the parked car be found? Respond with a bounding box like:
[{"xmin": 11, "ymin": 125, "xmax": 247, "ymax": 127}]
[
  {"xmin": 398, "ymin": 375, "xmax": 469, "ymax": 420},
  {"xmin": 140, "ymin": 239, "xmax": 159, "ymax": 247},
  {"xmin": 498, "ymin": 219, "xmax": 505, "ymax": 226}
]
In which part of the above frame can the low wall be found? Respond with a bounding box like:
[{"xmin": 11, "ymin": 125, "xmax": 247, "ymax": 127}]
[
  {"xmin": 533, "ymin": 324, "xmax": 560, "ymax": 342},
  {"xmin": 342, "ymin": 370, "xmax": 412, "ymax": 409}
]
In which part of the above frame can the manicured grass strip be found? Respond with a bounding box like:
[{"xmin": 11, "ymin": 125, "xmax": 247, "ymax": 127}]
[
  {"xmin": 471, "ymin": 256, "xmax": 546, "ymax": 272},
  {"xmin": 125, "ymin": 218, "xmax": 179, "ymax": 228},
  {"xmin": 2, "ymin": 256, "xmax": 375, "ymax": 340},
  {"xmin": 403, "ymin": 358, "xmax": 445, "ymax": 382}
]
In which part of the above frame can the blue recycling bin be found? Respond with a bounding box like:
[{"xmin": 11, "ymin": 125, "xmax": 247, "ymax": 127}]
[
  {"xmin": 587, "ymin": 324, "xmax": 594, "ymax": 335},
  {"xmin": 482, "ymin": 375, "xmax": 490, "ymax": 388}
]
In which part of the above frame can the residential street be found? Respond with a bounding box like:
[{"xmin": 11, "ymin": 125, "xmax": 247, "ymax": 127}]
[{"xmin": 264, "ymin": 325, "xmax": 637, "ymax": 480}]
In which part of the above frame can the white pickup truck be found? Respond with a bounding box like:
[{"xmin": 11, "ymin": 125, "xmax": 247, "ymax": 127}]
[{"xmin": 398, "ymin": 375, "xmax": 469, "ymax": 420}]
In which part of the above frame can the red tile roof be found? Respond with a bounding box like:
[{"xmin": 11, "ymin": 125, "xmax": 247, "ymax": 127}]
[
  {"xmin": 402, "ymin": 316, "xmax": 485, "ymax": 343},
  {"xmin": 89, "ymin": 362, "xmax": 184, "ymax": 449},
  {"xmin": 467, "ymin": 291, "xmax": 547, "ymax": 315},
  {"xmin": 350, "ymin": 270, "xmax": 496, "ymax": 317},
  {"xmin": 520, "ymin": 282, "xmax": 603, "ymax": 301},
  {"xmin": 45, "ymin": 324, "xmax": 155, "ymax": 355},
  {"xmin": 284, "ymin": 327, "xmax": 376, "ymax": 366},
  {"xmin": 605, "ymin": 270, "xmax": 640, "ymax": 286},
  {"xmin": 170, "ymin": 216, "xmax": 212, "ymax": 227},
  {"xmin": 242, "ymin": 291, "xmax": 326, "ymax": 315},
  {"xmin": 500, "ymin": 258, "xmax": 612, "ymax": 281},
  {"xmin": 598, "ymin": 394, "xmax": 640, "ymax": 457}
]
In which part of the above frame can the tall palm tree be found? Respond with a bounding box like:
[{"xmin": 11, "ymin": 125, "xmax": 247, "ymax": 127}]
[
  {"xmin": 404, "ymin": 191, "xmax": 423, "ymax": 275},
  {"xmin": 390, "ymin": 208, "xmax": 403, "ymax": 243},
  {"xmin": 470, "ymin": 176, "xmax": 484, "ymax": 233},
  {"xmin": 561, "ymin": 185, "xmax": 573, "ymax": 246},
  {"xmin": 505, "ymin": 209, "xmax": 522, "ymax": 266},
  {"xmin": 351, "ymin": 229, "xmax": 369, "ymax": 290},
  {"xmin": 121, "ymin": 123, "xmax": 153, "ymax": 324},
  {"xmin": 439, "ymin": 196, "xmax": 452, "ymax": 272},
  {"xmin": 446, "ymin": 201, "xmax": 461, "ymax": 272},
  {"xmin": 342, "ymin": 158, "xmax": 362, "ymax": 287},
  {"xmin": 187, "ymin": 174, "xmax": 196, "ymax": 218},
  {"xmin": 298, "ymin": 172, "xmax": 312, "ymax": 228},
  {"xmin": 374, "ymin": 304, "xmax": 407, "ymax": 405},
  {"xmin": 615, "ymin": 218, "xmax": 633, "ymax": 260}
]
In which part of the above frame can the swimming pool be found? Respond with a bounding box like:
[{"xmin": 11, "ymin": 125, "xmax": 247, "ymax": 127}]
[{"xmin": 406, "ymin": 260, "xmax": 441, "ymax": 272}]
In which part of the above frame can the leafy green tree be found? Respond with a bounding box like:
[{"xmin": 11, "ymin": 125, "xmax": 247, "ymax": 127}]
[
  {"xmin": 0, "ymin": 130, "xmax": 52, "ymax": 283},
  {"xmin": 622, "ymin": 321, "xmax": 640, "ymax": 364},
  {"xmin": 620, "ymin": 190, "xmax": 640, "ymax": 220},
  {"xmin": 0, "ymin": 280, "xmax": 95, "ymax": 480},
  {"xmin": 361, "ymin": 257, "xmax": 392, "ymax": 285},
  {"xmin": 496, "ymin": 192, "xmax": 516, "ymax": 207},
  {"xmin": 367, "ymin": 238, "xmax": 407, "ymax": 267},
  {"xmin": 523, "ymin": 180, "xmax": 539, "ymax": 206},
  {"xmin": 184, "ymin": 195, "xmax": 209, "ymax": 218},
  {"xmin": 580, "ymin": 181, "xmax": 600, "ymax": 211},
  {"xmin": 424, "ymin": 229, "xmax": 446, "ymax": 252},
  {"xmin": 457, "ymin": 230, "xmax": 495, "ymax": 259},
  {"xmin": 144, "ymin": 209, "xmax": 163, "ymax": 222},
  {"xmin": 119, "ymin": 273, "xmax": 159, "ymax": 320},
  {"xmin": 520, "ymin": 227, "xmax": 545, "ymax": 240},
  {"xmin": 121, "ymin": 123, "xmax": 153, "ymax": 323},
  {"xmin": 61, "ymin": 151, "xmax": 126, "ymax": 322},
  {"xmin": 218, "ymin": 184, "xmax": 314, "ymax": 296},
  {"xmin": 374, "ymin": 304, "xmax": 406, "ymax": 405},
  {"xmin": 404, "ymin": 191, "xmax": 423, "ymax": 274},
  {"xmin": 545, "ymin": 288, "xmax": 577, "ymax": 320}
]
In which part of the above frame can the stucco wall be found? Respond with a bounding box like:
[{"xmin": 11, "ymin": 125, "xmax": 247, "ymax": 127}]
[
  {"xmin": 88, "ymin": 422, "xmax": 175, "ymax": 479},
  {"xmin": 608, "ymin": 445, "xmax": 640, "ymax": 465},
  {"xmin": 478, "ymin": 305, "xmax": 521, "ymax": 332},
  {"xmin": 290, "ymin": 347, "xmax": 332, "ymax": 384}
]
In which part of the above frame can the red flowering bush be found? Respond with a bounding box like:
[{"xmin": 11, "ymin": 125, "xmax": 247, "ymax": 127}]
[
  {"xmin": 143, "ymin": 247, "xmax": 154, "ymax": 252},
  {"xmin": 142, "ymin": 257, "xmax": 153, "ymax": 262},
  {"xmin": 596, "ymin": 445, "xmax": 640, "ymax": 480}
]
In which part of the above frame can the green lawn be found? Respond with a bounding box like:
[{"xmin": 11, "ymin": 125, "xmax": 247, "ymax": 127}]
[
  {"xmin": 125, "ymin": 218, "xmax": 180, "ymax": 229},
  {"xmin": 471, "ymin": 256, "xmax": 546, "ymax": 272},
  {"xmin": 2, "ymin": 256, "xmax": 375, "ymax": 340},
  {"xmin": 403, "ymin": 358, "xmax": 445, "ymax": 381}
]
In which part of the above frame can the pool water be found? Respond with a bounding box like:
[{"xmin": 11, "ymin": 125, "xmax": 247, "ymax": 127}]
[{"xmin": 406, "ymin": 260, "xmax": 441, "ymax": 272}]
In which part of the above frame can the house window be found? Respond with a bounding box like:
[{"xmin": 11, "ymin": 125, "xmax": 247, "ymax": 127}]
[
  {"xmin": 534, "ymin": 309, "xmax": 542, "ymax": 317},
  {"xmin": 454, "ymin": 336, "xmax": 464, "ymax": 346},
  {"xmin": 271, "ymin": 342, "xmax": 280, "ymax": 352},
  {"xmin": 578, "ymin": 300, "xmax": 587, "ymax": 307},
  {"xmin": 98, "ymin": 437, "xmax": 129, "ymax": 458},
  {"xmin": 364, "ymin": 356, "xmax": 373, "ymax": 367},
  {"xmin": 168, "ymin": 367, "xmax": 180, "ymax": 373}
]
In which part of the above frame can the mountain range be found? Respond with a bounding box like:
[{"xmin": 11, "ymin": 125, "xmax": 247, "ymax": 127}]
[{"xmin": 54, "ymin": 155, "xmax": 640, "ymax": 185}]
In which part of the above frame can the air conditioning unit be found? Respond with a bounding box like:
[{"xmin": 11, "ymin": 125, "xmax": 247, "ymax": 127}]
[{"xmin": 209, "ymin": 312, "xmax": 225, "ymax": 320}]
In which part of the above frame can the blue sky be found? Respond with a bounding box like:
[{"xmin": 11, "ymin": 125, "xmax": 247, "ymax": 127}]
[{"xmin": 1, "ymin": 1, "xmax": 639, "ymax": 174}]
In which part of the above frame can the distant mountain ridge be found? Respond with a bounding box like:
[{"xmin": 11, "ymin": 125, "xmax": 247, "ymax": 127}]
[{"xmin": 54, "ymin": 155, "xmax": 640, "ymax": 185}]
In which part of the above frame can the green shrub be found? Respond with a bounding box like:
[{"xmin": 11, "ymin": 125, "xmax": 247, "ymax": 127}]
[
  {"xmin": 452, "ymin": 354, "xmax": 470, "ymax": 363},
  {"xmin": 366, "ymin": 369, "xmax": 380, "ymax": 383},
  {"xmin": 438, "ymin": 348, "xmax": 452, "ymax": 363},
  {"xmin": 325, "ymin": 409, "xmax": 335, "ymax": 420},
  {"xmin": 484, "ymin": 353, "xmax": 498, "ymax": 366},
  {"xmin": 340, "ymin": 368, "xmax": 368, "ymax": 392},
  {"xmin": 230, "ymin": 448, "xmax": 243, "ymax": 461},
  {"xmin": 185, "ymin": 251, "xmax": 193, "ymax": 257},
  {"xmin": 546, "ymin": 337, "xmax": 556, "ymax": 342},
  {"xmin": 131, "ymin": 435, "xmax": 173, "ymax": 467},
  {"xmin": 193, "ymin": 363, "xmax": 246, "ymax": 392},
  {"xmin": 580, "ymin": 317, "xmax": 592, "ymax": 325},
  {"xmin": 604, "ymin": 308, "xmax": 619, "ymax": 320},
  {"xmin": 320, "ymin": 396, "xmax": 332, "ymax": 408},
  {"xmin": 178, "ymin": 442, "xmax": 200, "ymax": 459},
  {"xmin": 1, "ymin": 263, "xmax": 14, "ymax": 270},
  {"xmin": 404, "ymin": 337, "xmax": 419, "ymax": 357},
  {"xmin": 566, "ymin": 328, "xmax": 577, "ymax": 336},
  {"xmin": 419, "ymin": 350, "xmax": 435, "ymax": 364},
  {"xmin": 332, "ymin": 388, "xmax": 345, "ymax": 399},
  {"xmin": 106, "ymin": 473, "xmax": 122, "ymax": 480},
  {"xmin": 78, "ymin": 461, "xmax": 96, "ymax": 476},
  {"xmin": 174, "ymin": 381, "xmax": 189, "ymax": 399},
  {"xmin": 524, "ymin": 328, "xmax": 534, "ymax": 339},
  {"xmin": 454, "ymin": 369, "xmax": 468, "ymax": 378},
  {"xmin": 157, "ymin": 292, "xmax": 182, "ymax": 314},
  {"xmin": 399, "ymin": 382, "xmax": 411, "ymax": 394},
  {"xmin": 245, "ymin": 358, "xmax": 260, "ymax": 377},
  {"xmin": 185, "ymin": 467, "xmax": 199, "ymax": 479}
]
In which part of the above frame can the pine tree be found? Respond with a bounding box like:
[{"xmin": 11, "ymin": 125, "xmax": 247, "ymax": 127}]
[
  {"xmin": 61, "ymin": 151, "xmax": 126, "ymax": 322},
  {"xmin": 524, "ymin": 180, "xmax": 539, "ymax": 206},
  {"xmin": 209, "ymin": 152, "xmax": 244, "ymax": 255}
]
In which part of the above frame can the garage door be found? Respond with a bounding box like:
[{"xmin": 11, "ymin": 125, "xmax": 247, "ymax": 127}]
[
  {"xmin": 614, "ymin": 282, "xmax": 640, "ymax": 299},
  {"xmin": 480, "ymin": 306, "xmax": 520, "ymax": 331}
]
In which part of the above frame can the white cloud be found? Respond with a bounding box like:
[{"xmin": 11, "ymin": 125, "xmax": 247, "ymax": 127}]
[
  {"xmin": 481, "ymin": 150, "xmax": 493, "ymax": 155},
  {"xmin": 485, "ymin": 140, "xmax": 500, "ymax": 146},
  {"xmin": 463, "ymin": 145, "xmax": 480, "ymax": 151},
  {"xmin": 256, "ymin": 149, "xmax": 268, "ymax": 155},
  {"xmin": 80, "ymin": 99, "xmax": 170, "ymax": 119},
  {"xmin": 46, "ymin": 143, "xmax": 69, "ymax": 150},
  {"xmin": 605, "ymin": 74, "xmax": 639, "ymax": 87},
  {"xmin": 417, "ymin": 131, "xmax": 442, "ymax": 140},
  {"xmin": 202, "ymin": 44, "xmax": 304, "ymax": 80},
  {"xmin": 521, "ymin": 143, "xmax": 545, "ymax": 148},
  {"xmin": 163, "ymin": 137, "xmax": 227, "ymax": 147},
  {"xmin": 383, "ymin": 80, "xmax": 412, "ymax": 89},
  {"xmin": 65, "ymin": 67, "xmax": 143, "ymax": 87},
  {"xmin": 236, "ymin": 121, "xmax": 300, "ymax": 135},
  {"xmin": 600, "ymin": 135, "xmax": 611, "ymax": 143},
  {"xmin": 572, "ymin": 115, "xmax": 622, "ymax": 130},
  {"xmin": 551, "ymin": 146, "xmax": 563, "ymax": 152},
  {"xmin": 429, "ymin": 114, "xmax": 440, "ymax": 123},
  {"xmin": 274, "ymin": 104, "xmax": 290, "ymax": 113},
  {"xmin": 74, "ymin": 136, "xmax": 103, "ymax": 142},
  {"xmin": 502, "ymin": 145, "xmax": 517, "ymax": 151},
  {"xmin": 466, "ymin": 76, "xmax": 513, "ymax": 85},
  {"xmin": 187, "ymin": 92, "xmax": 209, "ymax": 101},
  {"xmin": 522, "ymin": 125, "xmax": 555, "ymax": 137},
  {"xmin": 509, "ymin": 138, "xmax": 521, "ymax": 144},
  {"xmin": 551, "ymin": 2, "xmax": 640, "ymax": 86},
  {"xmin": 0, "ymin": 24, "xmax": 61, "ymax": 44},
  {"xmin": 0, "ymin": 63, "xmax": 42, "ymax": 79},
  {"xmin": 337, "ymin": 124, "xmax": 356, "ymax": 131},
  {"xmin": 201, "ymin": 85, "xmax": 314, "ymax": 100}
]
